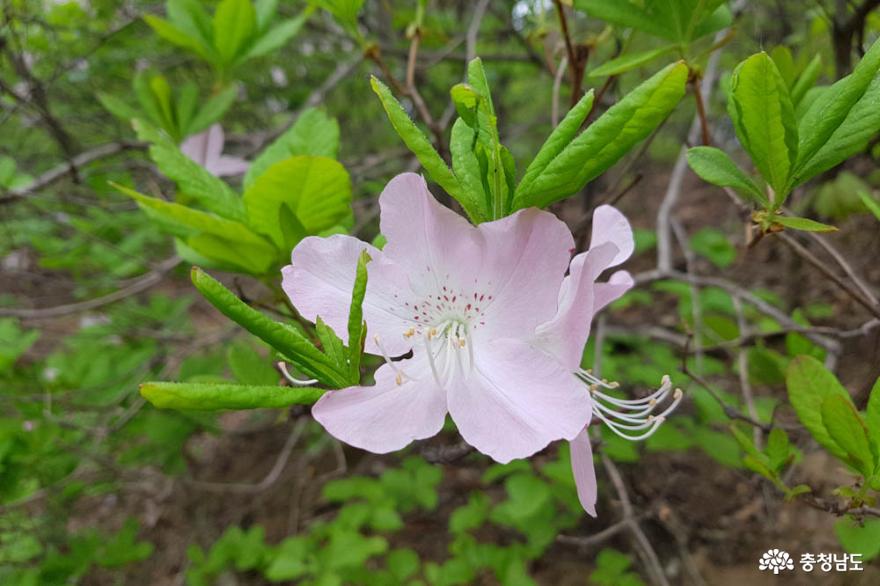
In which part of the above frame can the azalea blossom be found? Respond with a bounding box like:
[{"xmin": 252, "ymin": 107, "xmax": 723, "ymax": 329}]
[
  {"xmin": 180, "ymin": 124, "xmax": 249, "ymax": 177},
  {"xmin": 281, "ymin": 173, "xmax": 681, "ymax": 512}
]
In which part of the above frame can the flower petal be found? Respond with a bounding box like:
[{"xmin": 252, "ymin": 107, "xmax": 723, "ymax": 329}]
[
  {"xmin": 474, "ymin": 208, "xmax": 575, "ymax": 340},
  {"xmin": 590, "ymin": 205, "xmax": 634, "ymax": 267},
  {"xmin": 283, "ymin": 234, "xmax": 414, "ymax": 356},
  {"xmin": 594, "ymin": 270, "xmax": 634, "ymax": 313},
  {"xmin": 312, "ymin": 357, "xmax": 447, "ymax": 453},
  {"xmin": 378, "ymin": 173, "xmax": 480, "ymax": 284},
  {"xmin": 447, "ymin": 338, "xmax": 590, "ymax": 464},
  {"xmin": 570, "ymin": 430, "xmax": 598, "ymax": 517},
  {"xmin": 211, "ymin": 156, "xmax": 250, "ymax": 177},
  {"xmin": 202, "ymin": 123, "xmax": 225, "ymax": 166},
  {"xmin": 180, "ymin": 131, "xmax": 209, "ymax": 166},
  {"xmin": 532, "ymin": 242, "xmax": 619, "ymax": 370}
]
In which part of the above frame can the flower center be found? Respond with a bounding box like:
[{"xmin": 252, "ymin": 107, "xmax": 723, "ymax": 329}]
[
  {"xmin": 419, "ymin": 318, "xmax": 474, "ymax": 389},
  {"xmin": 576, "ymin": 371, "xmax": 683, "ymax": 440}
]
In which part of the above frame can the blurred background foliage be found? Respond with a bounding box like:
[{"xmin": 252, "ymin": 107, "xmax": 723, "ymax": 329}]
[{"xmin": 2, "ymin": 0, "xmax": 880, "ymax": 584}]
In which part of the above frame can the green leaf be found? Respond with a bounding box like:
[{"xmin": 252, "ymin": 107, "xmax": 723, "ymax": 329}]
[
  {"xmin": 191, "ymin": 267, "xmax": 346, "ymax": 386},
  {"xmin": 794, "ymin": 74, "xmax": 880, "ymax": 184},
  {"xmin": 133, "ymin": 120, "xmax": 245, "ymax": 220},
  {"xmin": 791, "ymin": 54, "xmax": 822, "ymax": 107},
  {"xmin": 386, "ymin": 548, "xmax": 420, "ymax": 581},
  {"xmin": 727, "ymin": 52, "xmax": 798, "ymax": 199},
  {"xmin": 143, "ymin": 15, "xmax": 211, "ymax": 60},
  {"xmin": 821, "ymin": 394, "xmax": 874, "ymax": 476},
  {"xmin": 178, "ymin": 232, "xmax": 277, "ymax": 275},
  {"xmin": 574, "ymin": 0, "xmax": 673, "ymax": 41},
  {"xmin": 450, "ymin": 118, "xmax": 488, "ymax": 213},
  {"xmin": 514, "ymin": 62, "xmax": 688, "ymax": 209},
  {"xmin": 866, "ymin": 377, "xmax": 880, "ymax": 455},
  {"xmin": 212, "ymin": 0, "xmax": 257, "ymax": 66},
  {"xmin": 770, "ymin": 46, "xmax": 796, "ymax": 89},
  {"xmin": 175, "ymin": 82, "xmax": 200, "ymax": 136},
  {"xmin": 794, "ymin": 38, "xmax": 880, "ymax": 185},
  {"xmin": 346, "ymin": 250, "xmax": 370, "ymax": 380},
  {"xmin": 589, "ymin": 45, "xmax": 677, "ymax": 78},
  {"xmin": 785, "ymin": 355, "xmax": 852, "ymax": 460},
  {"xmin": 244, "ymin": 10, "xmax": 310, "ymax": 59},
  {"xmin": 140, "ymin": 381, "xmax": 323, "ymax": 410},
  {"xmin": 97, "ymin": 92, "xmax": 140, "ymax": 123},
  {"xmin": 244, "ymin": 108, "xmax": 340, "ymax": 188},
  {"xmin": 686, "ymin": 146, "xmax": 768, "ymax": 205},
  {"xmin": 134, "ymin": 71, "xmax": 165, "ymax": 128},
  {"xmin": 518, "ymin": 90, "xmax": 594, "ymax": 199},
  {"xmin": 859, "ymin": 191, "xmax": 880, "ymax": 222},
  {"xmin": 765, "ymin": 427, "xmax": 791, "ymax": 471},
  {"xmin": 242, "ymin": 156, "xmax": 351, "ymax": 250},
  {"xmin": 167, "ymin": 0, "xmax": 213, "ymax": 46},
  {"xmin": 835, "ymin": 517, "xmax": 880, "ymax": 561},
  {"xmin": 370, "ymin": 76, "xmax": 472, "ymax": 219},
  {"xmin": 187, "ymin": 83, "xmax": 238, "ymax": 135},
  {"xmin": 773, "ymin": 215, "xmax": 837, "ymax": 232},
  {"xmin": 113, "ymin": 183, "xmax": 269, "ymax": 249}
]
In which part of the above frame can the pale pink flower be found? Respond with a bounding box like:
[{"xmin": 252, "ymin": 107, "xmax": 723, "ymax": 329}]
[
  {"xmin": 548, "ymin": 213, "xmax": 682, "ymax": 516},
  {"xmin": 180, "ymin": 124, "xmax": 249, "ymax": 177},
  {"xmin": 282, "ymin": 173, "xmax": 679, "ymax": 509}
]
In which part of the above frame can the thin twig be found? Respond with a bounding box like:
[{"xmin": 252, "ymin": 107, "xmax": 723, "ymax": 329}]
[
  {"xmin": 0, "ymin": 257, "xmax": 181, "ymax": 319},
  {"xmin": 185, "ymin": 419, "xmax": 308, "ymax": 494}
]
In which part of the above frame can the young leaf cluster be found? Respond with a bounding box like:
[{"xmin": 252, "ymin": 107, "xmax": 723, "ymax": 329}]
[
  {"xmin": 145, "ymin": 0, "xmax": 312, "ymax": 82},
  {"xmin": 687, "ymin": 39, "xmax": 880, "ymax": 234},
  {"xmin": 140, "ymin": 257, "xmax": 369, "ymax": 410},
  {"xmin": 116, "ymin": 109, "xmax": 351, "ymax": 276},
  {"xmin": 98, "ymin": 71, "xmax": 237, "ymax": 143},
  {"xmin": 374, "ymin": 58, "xmax": 688, "ymax": 223},
  {"xmin": 576, "ymin": 0, "xmax": 732, "ymax": 77},
  {"xmin": 786, "ymin": 356, "xmax": 880, "ymax": 499}
]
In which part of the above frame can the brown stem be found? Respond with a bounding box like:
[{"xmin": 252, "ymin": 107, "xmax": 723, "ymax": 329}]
[
  {"xmin": 553, "ymin": 0, "xmax": 586, "ymax": 107},
  {"xmin": 691, "ymin": 75, "xmax": 712, "ymax": 146}
]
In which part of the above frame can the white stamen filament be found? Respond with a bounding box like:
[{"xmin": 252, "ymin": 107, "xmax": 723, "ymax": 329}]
[
  {"xmin": 373, "ymin": 334, "xmax": 413, "ymax": 385},
  {"xmin": 577, "ymin": 371, "xmax": 684, "ymax": 440},
  {"xmin": 416, "ymin": 319, "xmax": 473, "ymax": 389},
  {"xmin": 276, "ymin": 362, "xmax": 318, "ymax": 386}
]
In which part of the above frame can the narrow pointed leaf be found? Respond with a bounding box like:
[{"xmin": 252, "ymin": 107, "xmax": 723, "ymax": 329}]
[
  {"xmin": 794, "ymin": 74, "xmax": 880, "ymax": 185},
  {"xmin": 188, "ymin": 83, "xmax": 239, "ymax": 135},
  {"xmin": 588, "ymin": 46, "xmax": 676, "ymax": 78},
  {"xmin": 213, "ymin": 0, "xmax": 256, "ymax": 65},
  {"xmin": 370, "ymin": 77, "xmax": 476, "ymax": 220},
  {"xmin": 517, "ymin": 90, "xmax": 593, "ymax": 199},
  {"xmin": 791, "ymin": 54, "xmax": 822, "ymax": 107},
  {"xmin": 141, "ymin": 381, "xmax": 324, "ymax": 410},
  {"xmin": 686, "ymin": 146, "xmax": 768, "ymax": 205},
  {"xmin": 773, "ymin": 215, "xmax": 837, "ymax": 232},
  {"xmin": 514, "ymin": 62, "xmax": 688, "ymax": 209},
  {"xmin": 133, "ymin": 120, "xmax": 245, "ymax": 220},
  {"xmin": 860, "ymin": 191, "xmax": 880, "ymax": 222},
  {"xmin": 191, "ymin": 267, "xmax": 346, "ymax": 386},
  {"xmin": 346, "ymin": 250, "xmax": 370, "ymax": 380},
  {"xmin": 794, "ymin": 38, "xmax": 880, "ymax": 183},
  {"xmin": 867, "ymin": 377, "xmax": 880, "ymax": 455}
]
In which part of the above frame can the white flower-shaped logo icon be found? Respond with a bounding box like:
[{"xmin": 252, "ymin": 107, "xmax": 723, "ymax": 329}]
[{"xmin": 758, "ymin": 549, "xmax": 794, "ymax": 574}]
